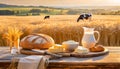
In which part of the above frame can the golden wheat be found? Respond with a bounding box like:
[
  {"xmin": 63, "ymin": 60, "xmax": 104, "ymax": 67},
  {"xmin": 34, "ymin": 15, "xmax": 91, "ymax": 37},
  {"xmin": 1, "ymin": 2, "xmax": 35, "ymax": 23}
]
[
  {"xmin": 3, "ymin": 27, "xmax": 23, "ymax": 49},
  {"xmin": 0, "ymin": 15, "xmax": 120, "ymax": 46}
]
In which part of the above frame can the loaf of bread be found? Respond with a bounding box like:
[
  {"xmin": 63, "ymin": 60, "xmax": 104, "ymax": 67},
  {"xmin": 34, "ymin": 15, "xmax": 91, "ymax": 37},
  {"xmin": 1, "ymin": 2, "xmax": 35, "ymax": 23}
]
[
  {"xmin": 89, "ymin": 45, "xmax": 105, "ymax": 52},
  {"xmin": 20, "ymin": 34, "xmax": 55, "ymax": 49},
  {"xmin": 48, "ymin": 44, "xmax": 65, "ymax": 53},
  {"xmin": 74, "ymin": 46, "xmax": 89, "ymax": 54}
]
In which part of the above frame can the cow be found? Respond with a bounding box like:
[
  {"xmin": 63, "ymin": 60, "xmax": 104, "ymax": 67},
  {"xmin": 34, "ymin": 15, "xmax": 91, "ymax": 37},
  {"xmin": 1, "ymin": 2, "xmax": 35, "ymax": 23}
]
[
  {"xmin": 44, "ymin": 16, "xmax": 50, "ymax": 20},
  {"xmin": 77, "ymin": 13, "xmax": 92, "ymax": 22}
]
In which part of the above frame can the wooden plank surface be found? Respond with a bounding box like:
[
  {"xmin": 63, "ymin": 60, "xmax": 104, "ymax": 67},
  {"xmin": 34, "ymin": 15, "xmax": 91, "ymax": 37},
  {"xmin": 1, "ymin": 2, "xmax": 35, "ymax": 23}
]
[
  {"xmin": 0, "ymin": 47, "xmax": 120, "ymax": 62},
  {"xmin": 0, "ymin": 47, "xmax": 120, "ymax": 69}
]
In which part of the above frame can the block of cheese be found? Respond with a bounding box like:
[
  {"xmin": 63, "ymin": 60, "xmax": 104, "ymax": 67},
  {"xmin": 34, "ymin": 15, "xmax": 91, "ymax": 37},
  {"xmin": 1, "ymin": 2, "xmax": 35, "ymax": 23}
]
[
  {"xmin": 74, "ymin": 46, "xmax": 89, "ymax": 54},
  {"xmin": 48, "ymin": 44, "xmax": 64, "ymax": 53}
]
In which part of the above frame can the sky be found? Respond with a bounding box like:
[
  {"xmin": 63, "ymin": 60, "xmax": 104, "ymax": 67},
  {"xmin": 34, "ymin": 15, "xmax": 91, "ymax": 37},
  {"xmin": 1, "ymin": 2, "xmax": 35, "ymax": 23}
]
[{"xmin": 0, "ymin": 0, "xmax": 120, "ymax": 7}]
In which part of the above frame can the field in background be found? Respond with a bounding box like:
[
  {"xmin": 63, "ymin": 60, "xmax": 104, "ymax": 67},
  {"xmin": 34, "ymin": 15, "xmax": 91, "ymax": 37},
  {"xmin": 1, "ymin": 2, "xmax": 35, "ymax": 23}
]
[
  {"xmin": 0, "ymin": 6, "xmax": 120, "ymax": 15},
  {"xmin": 0, "ymin": 15, "xmax": 120, "ymax": 46}
]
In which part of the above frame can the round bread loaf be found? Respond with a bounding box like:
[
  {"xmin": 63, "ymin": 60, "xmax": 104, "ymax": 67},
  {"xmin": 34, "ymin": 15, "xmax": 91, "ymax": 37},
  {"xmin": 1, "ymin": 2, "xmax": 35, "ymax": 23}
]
[{"xmin": 20, "ymin": 34, "xmax": 55, "ymax": 49}]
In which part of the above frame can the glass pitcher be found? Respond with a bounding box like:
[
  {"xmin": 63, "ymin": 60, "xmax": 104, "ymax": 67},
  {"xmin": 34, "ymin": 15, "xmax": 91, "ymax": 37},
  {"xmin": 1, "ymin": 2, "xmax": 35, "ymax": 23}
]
[{"xmin": 81, "ymin": 27, "xmax": 100, "ymax": 48}]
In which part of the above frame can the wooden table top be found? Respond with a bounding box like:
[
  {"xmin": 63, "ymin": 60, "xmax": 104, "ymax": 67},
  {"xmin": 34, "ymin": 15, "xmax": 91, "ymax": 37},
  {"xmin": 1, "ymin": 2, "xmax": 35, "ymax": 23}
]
[{"xmin": 0, "ymin": 47, "xmax": 120, "ymax": 68}]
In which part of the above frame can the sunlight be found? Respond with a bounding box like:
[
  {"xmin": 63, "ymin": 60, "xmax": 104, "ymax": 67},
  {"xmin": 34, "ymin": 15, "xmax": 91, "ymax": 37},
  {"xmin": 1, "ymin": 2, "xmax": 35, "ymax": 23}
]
[{"xmin": 107, "ymin": 0, "xmax": 120, "ymax": 3}]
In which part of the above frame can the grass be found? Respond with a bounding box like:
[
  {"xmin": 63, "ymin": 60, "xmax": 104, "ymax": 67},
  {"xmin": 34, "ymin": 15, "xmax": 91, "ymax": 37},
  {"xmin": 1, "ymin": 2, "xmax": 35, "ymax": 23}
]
[{"xmin": 0, "ymin": 15, "xmax": 120, "ymax": 46}]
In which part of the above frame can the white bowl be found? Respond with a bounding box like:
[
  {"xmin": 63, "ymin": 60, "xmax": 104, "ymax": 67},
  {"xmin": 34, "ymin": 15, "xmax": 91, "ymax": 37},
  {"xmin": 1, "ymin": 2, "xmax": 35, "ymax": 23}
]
[{"xmin": 62, "ymin": 40, "xmax": 79, "ymax": 52}]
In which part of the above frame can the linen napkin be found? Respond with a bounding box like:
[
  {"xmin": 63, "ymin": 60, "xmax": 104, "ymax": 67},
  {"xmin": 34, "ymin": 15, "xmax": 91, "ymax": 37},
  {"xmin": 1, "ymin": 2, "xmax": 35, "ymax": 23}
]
[{"xmin": 17, "ymin": 55, "xmax": 48, "ymax": 69}]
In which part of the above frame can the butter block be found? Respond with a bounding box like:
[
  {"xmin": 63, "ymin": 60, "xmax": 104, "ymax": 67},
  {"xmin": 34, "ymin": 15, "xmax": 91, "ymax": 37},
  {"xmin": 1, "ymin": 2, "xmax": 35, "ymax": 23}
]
[{"xmin": 74, "ymin": 46, "xmax": 89, "ymax": 54}]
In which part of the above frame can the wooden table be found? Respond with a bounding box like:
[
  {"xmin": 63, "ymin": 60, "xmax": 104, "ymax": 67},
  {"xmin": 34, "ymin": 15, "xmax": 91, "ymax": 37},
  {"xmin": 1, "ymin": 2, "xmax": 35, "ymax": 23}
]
[{"xmin": 0, "ymin": 47, "xmax": 120, "ymax": 69}]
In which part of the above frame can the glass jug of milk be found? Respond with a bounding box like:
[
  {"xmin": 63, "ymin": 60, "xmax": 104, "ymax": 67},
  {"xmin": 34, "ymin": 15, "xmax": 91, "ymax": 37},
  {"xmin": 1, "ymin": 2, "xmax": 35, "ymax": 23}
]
[{"xmin": 82, "ymin": 27, "xmax": 100, "ymax": 48}]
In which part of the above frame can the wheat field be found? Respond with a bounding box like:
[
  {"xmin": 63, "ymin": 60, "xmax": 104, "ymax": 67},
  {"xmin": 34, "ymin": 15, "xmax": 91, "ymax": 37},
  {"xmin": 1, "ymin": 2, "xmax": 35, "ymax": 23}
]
[{"xmin": 0, "ymin": 15, "xmax": 120, "ymax": 46}]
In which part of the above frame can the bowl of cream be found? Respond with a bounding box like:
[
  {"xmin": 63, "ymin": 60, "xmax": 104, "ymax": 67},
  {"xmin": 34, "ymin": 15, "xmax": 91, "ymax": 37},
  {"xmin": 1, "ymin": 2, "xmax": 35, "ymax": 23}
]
[{"xmin": 62, "ymin": 40, "xmax": 79, "ymax": 52}]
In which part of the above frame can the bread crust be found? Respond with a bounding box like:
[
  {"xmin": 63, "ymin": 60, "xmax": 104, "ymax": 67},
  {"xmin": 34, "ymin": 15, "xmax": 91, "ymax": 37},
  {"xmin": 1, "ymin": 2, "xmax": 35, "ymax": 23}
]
[
  {"xmin": 89, "ymin": 45, "xmax": 105, "ymax": 52},
  {"xmin": 20, "ymin": 34, "xmax": 55, "ymax": 49}
]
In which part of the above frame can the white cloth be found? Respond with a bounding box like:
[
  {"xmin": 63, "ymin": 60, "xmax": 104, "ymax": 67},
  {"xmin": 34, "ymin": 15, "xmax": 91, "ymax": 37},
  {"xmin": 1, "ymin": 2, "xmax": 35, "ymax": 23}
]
[{"xmin": 17, "ymin": 55, "xmax": 48, "ymax": 69}]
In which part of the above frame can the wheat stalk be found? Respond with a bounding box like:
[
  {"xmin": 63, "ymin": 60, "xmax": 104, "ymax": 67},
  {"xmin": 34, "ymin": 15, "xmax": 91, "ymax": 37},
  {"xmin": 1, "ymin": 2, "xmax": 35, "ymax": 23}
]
[{"xmin": 3, "ymin": 27, "xmax": 23, "ymax": 50}]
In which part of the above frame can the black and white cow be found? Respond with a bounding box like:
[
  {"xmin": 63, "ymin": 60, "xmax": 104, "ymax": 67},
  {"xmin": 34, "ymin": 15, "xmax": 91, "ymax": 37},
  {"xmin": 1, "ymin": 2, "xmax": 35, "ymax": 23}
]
[{"xmin": 77, "ymin": 13, "xmax": 92, "ymax": 22}]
